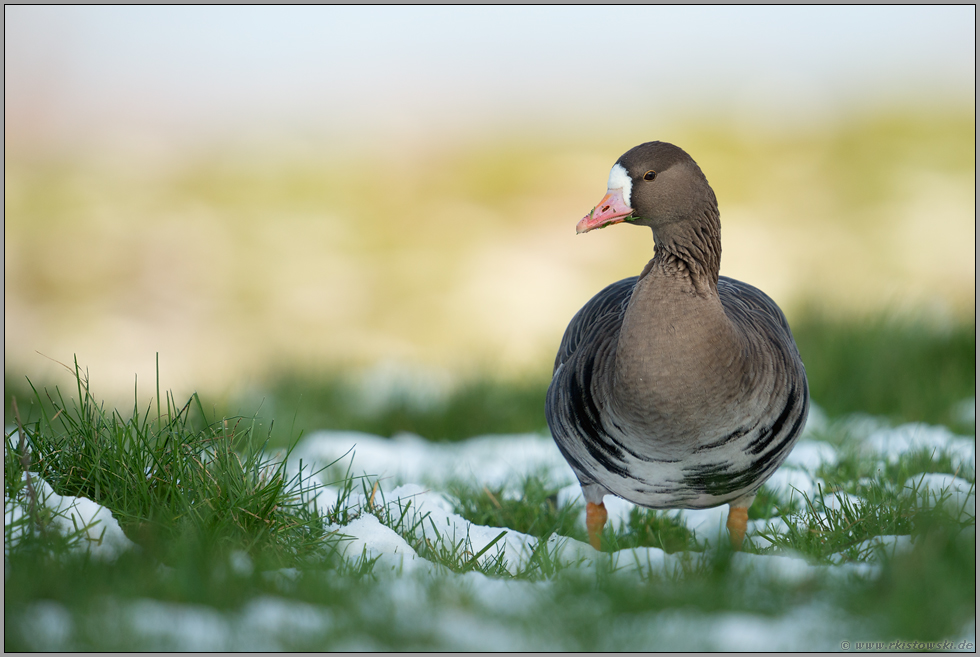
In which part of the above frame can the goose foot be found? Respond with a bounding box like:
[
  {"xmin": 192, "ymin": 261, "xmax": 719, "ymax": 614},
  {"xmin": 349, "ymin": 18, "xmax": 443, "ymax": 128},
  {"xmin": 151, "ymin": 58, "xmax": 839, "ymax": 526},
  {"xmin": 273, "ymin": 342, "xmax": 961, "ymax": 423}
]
[
  {"xmin": 726, "ymin": 505, "xmax": 749, "ymax": 550},
  {"xmin": 586, "ymin": 501, "xmax": 608, "ymax": 551}
]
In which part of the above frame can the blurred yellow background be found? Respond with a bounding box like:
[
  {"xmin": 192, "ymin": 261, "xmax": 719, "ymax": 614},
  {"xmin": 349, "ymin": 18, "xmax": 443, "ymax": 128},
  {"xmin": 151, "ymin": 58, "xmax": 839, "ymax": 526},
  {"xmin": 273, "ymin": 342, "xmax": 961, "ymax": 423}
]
[{"xmin": 4, "ymin": 7, "xmax": 975, "ymax": 400}]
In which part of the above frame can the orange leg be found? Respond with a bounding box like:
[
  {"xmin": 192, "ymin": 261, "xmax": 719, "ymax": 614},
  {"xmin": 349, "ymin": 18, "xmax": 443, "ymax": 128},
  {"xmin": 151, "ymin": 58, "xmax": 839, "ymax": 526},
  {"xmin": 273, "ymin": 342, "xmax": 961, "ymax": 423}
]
[
  {"xmin": 726, "ymin": 505, "xmax": 749, "ymax": 550},
  {"xmin": 586, "ymin": 501, "xmax": 608, "ymax": 551}
]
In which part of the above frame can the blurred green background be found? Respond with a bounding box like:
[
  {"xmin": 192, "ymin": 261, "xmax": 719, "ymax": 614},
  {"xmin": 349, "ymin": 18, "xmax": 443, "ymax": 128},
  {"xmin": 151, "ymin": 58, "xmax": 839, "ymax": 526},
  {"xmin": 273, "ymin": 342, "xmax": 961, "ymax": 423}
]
[{"xmin": 4, "ymin": 7, "xmax": 976, "ymax": 435}]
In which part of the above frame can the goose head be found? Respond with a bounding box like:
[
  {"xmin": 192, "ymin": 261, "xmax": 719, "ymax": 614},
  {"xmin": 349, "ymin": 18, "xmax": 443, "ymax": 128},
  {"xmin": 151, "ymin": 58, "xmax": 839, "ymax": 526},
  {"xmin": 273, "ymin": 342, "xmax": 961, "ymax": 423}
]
[{"xmin": 576, "ymin": 141, "xmax": 718, "ymax": 242}]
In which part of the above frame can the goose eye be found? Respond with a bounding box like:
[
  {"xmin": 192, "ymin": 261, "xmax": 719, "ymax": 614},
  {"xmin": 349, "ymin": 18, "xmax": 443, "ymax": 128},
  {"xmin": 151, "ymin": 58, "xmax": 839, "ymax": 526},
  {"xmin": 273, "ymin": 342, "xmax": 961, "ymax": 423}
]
[{"xmin": 643, "ymin": 170, "xmax": 657, "ymax": 181}]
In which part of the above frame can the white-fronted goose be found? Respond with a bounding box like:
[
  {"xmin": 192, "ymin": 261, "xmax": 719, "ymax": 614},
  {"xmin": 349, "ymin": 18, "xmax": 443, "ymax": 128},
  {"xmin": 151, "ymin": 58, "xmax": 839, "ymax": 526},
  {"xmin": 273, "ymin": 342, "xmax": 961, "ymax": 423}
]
[{"xmin": 546, "ymin": 141, "xmax": 809, "ymax": 550}]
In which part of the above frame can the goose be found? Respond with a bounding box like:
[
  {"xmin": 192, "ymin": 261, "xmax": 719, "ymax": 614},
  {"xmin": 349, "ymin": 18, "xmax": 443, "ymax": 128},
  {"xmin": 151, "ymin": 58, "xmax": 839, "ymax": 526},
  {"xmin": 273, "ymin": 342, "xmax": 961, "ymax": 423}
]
[{"xmin": 545, "ymin": 141, "xmax": 809, "ymax": 550}]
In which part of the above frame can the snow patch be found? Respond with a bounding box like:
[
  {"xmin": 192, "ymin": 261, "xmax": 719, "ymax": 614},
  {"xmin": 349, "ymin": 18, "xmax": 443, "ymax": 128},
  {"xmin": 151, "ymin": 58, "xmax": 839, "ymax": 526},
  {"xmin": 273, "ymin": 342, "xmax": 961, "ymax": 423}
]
[
  {"xmin": 5, "ymin": 472, "xmax": 137, "ymax": 560},
  {"xmin": 17, "ymin": 601, "xmax": 74, "ymax": 651},
  {"xmin": 784, "ymin": 439, "xmax": 838, "ymax": 470},
  {"xmin": 763, "ymin": 466, "xmax": 822, "ymax": 502},
  {"xmin": 862, "ymin": 423, "xmax": 975, "ymax": 470},
  {"xmin": 294, "ymin": 430, "xmax": 574, "ymax": 494},
  {"xmin": 6, "ymin": 412, "xmax": 976, "ymax": 651},
  {"xmin": 905, "ymin": 473, "xmax": 976, "ymax": 520},
  {"xmin": 334, "ymin": 513, "xmax": 425, "ymax": 574}
]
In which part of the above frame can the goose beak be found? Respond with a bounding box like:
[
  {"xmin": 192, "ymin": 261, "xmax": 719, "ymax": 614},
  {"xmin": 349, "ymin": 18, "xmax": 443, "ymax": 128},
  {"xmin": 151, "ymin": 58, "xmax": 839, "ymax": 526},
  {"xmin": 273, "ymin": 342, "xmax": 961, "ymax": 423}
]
[{"xmin": 576, "ymin": 188, "xmax": 634, "ymax": 234}]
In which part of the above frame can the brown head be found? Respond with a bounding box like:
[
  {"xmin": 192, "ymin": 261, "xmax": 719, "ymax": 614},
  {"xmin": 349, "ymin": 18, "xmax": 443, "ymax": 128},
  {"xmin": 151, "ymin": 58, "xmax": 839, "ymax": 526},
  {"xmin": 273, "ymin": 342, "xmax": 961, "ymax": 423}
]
[{"xmin": 577, "ymin": 141, "xmax": 722, "ymax": 286}]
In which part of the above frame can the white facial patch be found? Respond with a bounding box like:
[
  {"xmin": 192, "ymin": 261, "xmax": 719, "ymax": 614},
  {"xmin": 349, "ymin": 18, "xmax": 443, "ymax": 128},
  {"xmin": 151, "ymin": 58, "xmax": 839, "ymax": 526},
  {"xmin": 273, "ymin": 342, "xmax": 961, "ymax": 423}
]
[{"xmin": 607, "ymin": 163, "xmax": 633, "ymax": 207}]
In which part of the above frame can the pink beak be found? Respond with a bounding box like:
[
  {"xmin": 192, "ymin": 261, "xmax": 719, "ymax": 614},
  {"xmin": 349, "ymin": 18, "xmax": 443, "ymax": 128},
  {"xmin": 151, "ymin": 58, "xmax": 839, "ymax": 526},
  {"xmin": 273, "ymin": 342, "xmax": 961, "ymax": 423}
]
[{"xmin": 576, "ymin": 188, "xmax": 634, "ymax": 234}]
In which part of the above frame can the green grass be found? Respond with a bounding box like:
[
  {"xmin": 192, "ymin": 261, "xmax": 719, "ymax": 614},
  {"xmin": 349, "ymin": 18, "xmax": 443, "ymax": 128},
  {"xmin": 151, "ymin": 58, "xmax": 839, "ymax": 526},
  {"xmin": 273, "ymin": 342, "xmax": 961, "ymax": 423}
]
[
  {"xmin": 251, "ymin": 373, "xmax": 550, "ymax": 444},
  {"xmin": 850, "ymin": 519, "xmax": 975, "ymax": 642},
  {"xmin": 449, "ymin": 476, "xmax": 580, "ymax": 542},
  {"xmin": 6, "ymin": 312, "xmax": 947, "ymax": 447},
  {"xmin": 4, "ymin": 314, "xmax": 976, "ymax": 649},
  {"xmin": 792, "ymin": 312, "xmax": 976, "ymax": 430},
  {"xmin": 5, "ymin": 316, "xmax": 974, "ymax": 443},
  {"xmin": 449, "ymin": 478, "xmax": 703, "ymax": 554},
  {"xmin": 250, "ymin": 312, "xmax": 977, "ymax": 439},
  {"xmin": 4, "ymin": 360, "xmax": 346, "ymax": 572}
]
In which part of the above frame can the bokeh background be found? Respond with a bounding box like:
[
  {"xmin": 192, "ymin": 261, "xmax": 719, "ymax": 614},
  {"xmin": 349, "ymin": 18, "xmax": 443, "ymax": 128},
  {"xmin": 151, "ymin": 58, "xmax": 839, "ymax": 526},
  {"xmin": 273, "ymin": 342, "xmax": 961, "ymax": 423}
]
[{"xmin": 4, "ymin": 6, "xmax": 976, "ymax": 413}]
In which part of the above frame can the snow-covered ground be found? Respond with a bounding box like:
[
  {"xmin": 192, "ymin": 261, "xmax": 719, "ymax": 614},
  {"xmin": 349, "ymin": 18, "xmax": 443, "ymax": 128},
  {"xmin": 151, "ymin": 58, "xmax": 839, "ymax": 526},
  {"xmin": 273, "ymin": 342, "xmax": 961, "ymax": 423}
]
[{"xmin": 6, "ymin": 406, "xmax": 977, "ymax": 651}]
